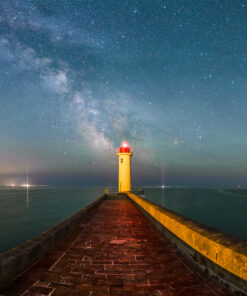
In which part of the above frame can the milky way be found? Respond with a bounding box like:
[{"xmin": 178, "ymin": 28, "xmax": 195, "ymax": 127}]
[{"xmin": 0, "ymin": 1, "xmax": 247, "ymax": 187}]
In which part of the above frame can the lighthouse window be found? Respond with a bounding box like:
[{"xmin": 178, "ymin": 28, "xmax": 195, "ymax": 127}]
[{"xmin": 121, "ymin": 158, "xmax": 123, "ymax": 163}]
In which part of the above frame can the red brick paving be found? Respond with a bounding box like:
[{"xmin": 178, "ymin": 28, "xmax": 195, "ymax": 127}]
[{"xmin": 2, "ymin": 197, "xmax": 234, "ymax": 296}]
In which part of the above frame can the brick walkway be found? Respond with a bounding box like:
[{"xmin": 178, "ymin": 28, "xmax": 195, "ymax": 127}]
[{"xmin": 2, "ymin": 197, "xmax": 233, "ymax": 296}]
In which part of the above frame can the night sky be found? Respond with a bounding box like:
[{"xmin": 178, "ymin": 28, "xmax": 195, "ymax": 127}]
[{"xmin": 1, "ymin": 0, "xmax": 247, "ymax": 187}]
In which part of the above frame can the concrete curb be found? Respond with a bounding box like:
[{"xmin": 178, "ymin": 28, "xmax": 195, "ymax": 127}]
[{"xmin": 0, "ymin": 194, "xmax": 106, "ymax": 289}]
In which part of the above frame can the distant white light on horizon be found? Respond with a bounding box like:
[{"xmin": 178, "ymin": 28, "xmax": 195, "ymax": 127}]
[{"xmin": 21, "ymin": 184, "xmax": 31, "ymax": 188}]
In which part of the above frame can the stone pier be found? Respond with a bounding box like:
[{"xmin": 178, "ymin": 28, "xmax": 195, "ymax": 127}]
[{"xmin": 1, "ymin": 195, "xmax": 234, "ymax": 295}]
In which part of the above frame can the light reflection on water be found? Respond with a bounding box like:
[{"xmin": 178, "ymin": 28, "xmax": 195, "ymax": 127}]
[
  {"xmin": 26, "ymin": 186, "xmax": 29, "ymax": 208},
  {"xmin": 0, "ymin": 187, "xmax": 104, "ymax": 253}
]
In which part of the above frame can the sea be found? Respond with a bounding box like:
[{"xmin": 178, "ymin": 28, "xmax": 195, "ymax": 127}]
[{"xmin": 0, "ymin": 186, "xmax": 247, "ymax": 253}]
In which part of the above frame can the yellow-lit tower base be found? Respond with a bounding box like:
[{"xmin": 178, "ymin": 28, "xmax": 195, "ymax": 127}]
[{"xmin": 116, "ymin": 141, "xmax": 133, "ymax": 192}]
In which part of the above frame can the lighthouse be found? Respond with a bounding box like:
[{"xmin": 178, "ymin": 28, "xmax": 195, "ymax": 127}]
[{"xmin": 116, "ymin": 141, "xmax": 133, "ymax": 192}]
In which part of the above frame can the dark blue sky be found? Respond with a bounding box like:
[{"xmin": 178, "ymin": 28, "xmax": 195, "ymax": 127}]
[{"xmin": 0, "ymin": 0, "xmax": 247, "ymax": 187}]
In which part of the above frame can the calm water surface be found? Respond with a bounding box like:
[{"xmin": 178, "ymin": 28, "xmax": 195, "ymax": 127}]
[
  {"xmin": 0, "ymin": 187, "xmax": 104, "ymax": 253},
  {"xmin": 1, "ymin": 186, "xmax": 247, "ymax": 253},
  {"xmin": 145, "ymin": 187, "xmax": 247, "ymax": 241}
]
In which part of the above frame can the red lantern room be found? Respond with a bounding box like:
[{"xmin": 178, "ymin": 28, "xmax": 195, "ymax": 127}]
[{"xmin": 119, "ymin": 141, "xmax": 130, "ymax": 153}]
